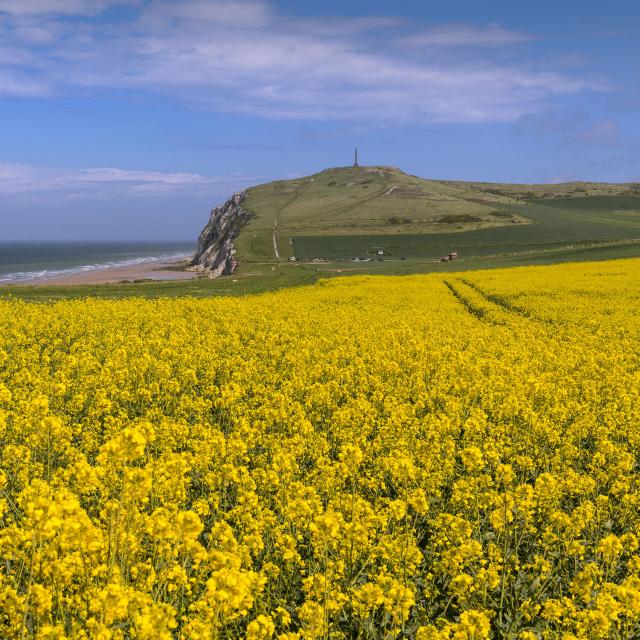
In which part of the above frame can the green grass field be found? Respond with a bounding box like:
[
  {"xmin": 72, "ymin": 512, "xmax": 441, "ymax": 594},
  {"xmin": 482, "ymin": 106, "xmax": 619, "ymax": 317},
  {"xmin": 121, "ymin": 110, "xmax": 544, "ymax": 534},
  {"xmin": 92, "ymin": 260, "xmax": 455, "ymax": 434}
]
[
  {"xmin": 293, "ymin": 196, "xmax": 640, "ymax": 260},
  {"xmin": 6, "ymin": 240, "xmax": 640, "ymax": 302},
  {"xmin": 236, "ymin": 166, "xmax": 531, "ymax": 262},
  {"xmin": 235, "ymin": 166, "xmax": 640, "ymax": 264},
  {"xmin": 0, "ymin": 266, "xmax": 320, "ymax": 302},
  {"xmin": 4, "ymin": 169, "xmax": 640, "ymax": 302}
]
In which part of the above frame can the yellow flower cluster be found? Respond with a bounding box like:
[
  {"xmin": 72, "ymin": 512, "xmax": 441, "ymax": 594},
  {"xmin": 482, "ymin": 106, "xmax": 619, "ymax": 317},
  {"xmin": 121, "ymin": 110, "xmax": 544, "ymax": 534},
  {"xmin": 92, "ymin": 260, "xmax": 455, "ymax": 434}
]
[{"xmin": 1, "ymin": 257, "xmax": 640, "ymax": 639}]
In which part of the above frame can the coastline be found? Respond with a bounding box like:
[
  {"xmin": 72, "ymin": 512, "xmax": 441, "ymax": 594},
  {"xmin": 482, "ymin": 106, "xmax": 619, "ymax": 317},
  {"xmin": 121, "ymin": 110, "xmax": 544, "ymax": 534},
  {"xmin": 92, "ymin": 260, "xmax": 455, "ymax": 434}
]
[{"xmin": 0, "ymin": 256, "xmax": 201, "ymax": 287}]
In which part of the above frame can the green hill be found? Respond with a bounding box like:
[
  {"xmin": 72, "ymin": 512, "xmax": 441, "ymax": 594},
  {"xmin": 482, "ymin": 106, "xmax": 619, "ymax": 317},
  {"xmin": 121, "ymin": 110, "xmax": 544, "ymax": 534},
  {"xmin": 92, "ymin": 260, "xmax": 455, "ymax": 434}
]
[
  {"xmin": 236, "ymin": 166, "xmax": 640, "ymax": 263},
  {"xmin": 7, "ymin": 168, "xmax": 640, "ymax": 303}
]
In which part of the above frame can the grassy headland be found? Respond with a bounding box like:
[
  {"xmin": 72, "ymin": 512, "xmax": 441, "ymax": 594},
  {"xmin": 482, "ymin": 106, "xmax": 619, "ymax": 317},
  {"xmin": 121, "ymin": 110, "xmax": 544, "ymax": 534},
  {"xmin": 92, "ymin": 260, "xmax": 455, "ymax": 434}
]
[{"xmin": 4, "ymin": 166, "xmax": 640, "ymax": 301}]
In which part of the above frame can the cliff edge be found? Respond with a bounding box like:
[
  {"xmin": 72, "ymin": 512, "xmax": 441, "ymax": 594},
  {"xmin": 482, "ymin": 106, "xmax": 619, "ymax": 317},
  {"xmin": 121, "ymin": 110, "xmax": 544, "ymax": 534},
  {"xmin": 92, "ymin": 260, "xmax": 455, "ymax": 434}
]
[{"xmin": 190, "ymin": 190, "xmax": 254, "ymax": 277}]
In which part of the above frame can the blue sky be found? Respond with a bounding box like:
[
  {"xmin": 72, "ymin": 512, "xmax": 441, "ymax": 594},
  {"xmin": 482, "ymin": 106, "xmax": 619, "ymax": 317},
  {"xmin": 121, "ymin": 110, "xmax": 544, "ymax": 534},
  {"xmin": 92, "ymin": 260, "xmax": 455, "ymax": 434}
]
[{"xmin": 0, "ymin": 0, "xmax": 638, "ymax": 241}]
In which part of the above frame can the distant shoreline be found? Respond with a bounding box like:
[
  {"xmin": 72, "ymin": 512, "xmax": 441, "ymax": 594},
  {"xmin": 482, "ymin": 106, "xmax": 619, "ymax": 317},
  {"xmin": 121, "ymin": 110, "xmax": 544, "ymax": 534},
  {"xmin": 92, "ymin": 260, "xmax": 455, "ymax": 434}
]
[{"xmin": 0, "ymin": 255, "xmax": 199, "ymax": 287}]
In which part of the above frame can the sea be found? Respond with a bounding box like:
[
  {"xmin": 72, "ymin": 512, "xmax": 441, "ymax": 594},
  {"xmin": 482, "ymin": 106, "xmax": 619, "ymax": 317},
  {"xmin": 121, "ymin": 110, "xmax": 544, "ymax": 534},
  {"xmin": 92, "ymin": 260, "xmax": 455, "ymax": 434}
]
[{"xmin": 0, "ymin": 242, "xmax": 196, "ymax": 285}]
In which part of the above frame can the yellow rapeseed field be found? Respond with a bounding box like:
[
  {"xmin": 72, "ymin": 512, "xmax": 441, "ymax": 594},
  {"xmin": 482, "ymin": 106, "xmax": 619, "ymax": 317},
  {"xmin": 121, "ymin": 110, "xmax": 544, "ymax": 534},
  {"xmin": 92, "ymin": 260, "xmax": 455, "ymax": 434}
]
[{"xmin": 1, "ymin": 259, "xmax": 640, "ymax": 640}]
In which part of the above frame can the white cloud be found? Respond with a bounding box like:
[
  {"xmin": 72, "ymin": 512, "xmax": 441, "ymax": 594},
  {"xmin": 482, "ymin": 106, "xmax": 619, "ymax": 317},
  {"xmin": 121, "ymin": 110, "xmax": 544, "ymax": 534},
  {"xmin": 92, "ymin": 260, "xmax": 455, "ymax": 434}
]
[
  {"xmin": 575, "ymin": 119, "xmax": 620, "ymax": 145},
  {"xmin": 285, "ymin": 15, "xmax": 404, "ymax": 38},
  {"xmin": 0, "ymin": 69, "xmax": 50, "ymax": 96},
  {"xmin": 0, "ymin": 0, "xmax": 119, "ymax": 15},
  {"xmin": 0, "ymin": 162, "xmax": 258, "ymax": 198},
  {"xmin": 400, "ymin": 23, "xmax": 536, "ymax": 48},
  {"xmin": 0, "ymin": 0, "xmax": 606, "ymax": 124},
  {"xmin": 515, "ymin": 111, "xmax": 632, "ymax": 152},
  {"xmin": 146, "ymin": 0, "xmax": 273, "ymax": 28}
]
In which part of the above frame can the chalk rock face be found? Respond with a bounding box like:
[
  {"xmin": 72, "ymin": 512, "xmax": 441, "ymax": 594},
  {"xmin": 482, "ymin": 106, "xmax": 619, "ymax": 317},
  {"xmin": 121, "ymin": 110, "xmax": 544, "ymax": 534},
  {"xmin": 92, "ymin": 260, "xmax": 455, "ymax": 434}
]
[{"xmin": 190, "ymin": 190, "xmax": 254, "ymax": 277}]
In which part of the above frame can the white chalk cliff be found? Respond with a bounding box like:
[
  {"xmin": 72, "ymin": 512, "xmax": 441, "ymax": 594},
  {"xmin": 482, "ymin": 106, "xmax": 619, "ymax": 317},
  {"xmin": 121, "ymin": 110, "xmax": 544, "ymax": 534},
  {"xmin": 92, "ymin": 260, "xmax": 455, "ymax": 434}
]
[{"xmin": 190, "ymin": 191, "xmax": 254, "ymax": 277}]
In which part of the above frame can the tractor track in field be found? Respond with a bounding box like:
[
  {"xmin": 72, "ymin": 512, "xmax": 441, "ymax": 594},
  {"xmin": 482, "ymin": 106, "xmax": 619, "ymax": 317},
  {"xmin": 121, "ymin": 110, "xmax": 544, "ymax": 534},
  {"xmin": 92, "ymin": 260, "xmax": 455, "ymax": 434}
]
[
  {"xmin": 458, "ymin": 278, "xmax": 557, "ymax": 326},
  {"xmin": 444, "ymin": 278, "xmax": 561, "ymax": 329},
  {"xmin": 442, "ymin": 280, "xmax": 500, "ymax": 325}
]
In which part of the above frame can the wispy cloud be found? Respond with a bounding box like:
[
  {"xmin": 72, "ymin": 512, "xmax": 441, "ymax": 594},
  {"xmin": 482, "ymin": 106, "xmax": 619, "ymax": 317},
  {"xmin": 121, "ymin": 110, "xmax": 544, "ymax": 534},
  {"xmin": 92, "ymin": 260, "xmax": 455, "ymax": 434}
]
[
  {"xmin": 0, "ymin": 0, "xmax": 123, "ymax": 16},
  {"xmin": 399, "ymin": 23, "xmax": 536, "ymax": 48},
  {"xmin": 515, "ymin": 110, "xmax": 626, "ymax": 146},
  {"xmin": 0, "ymin": 0, "xmax": 606, "ymax": 124},
  {"xmin": 0, "ymin": 69, "xmax": 49, "ymax": 96},
  {"xmin": 200, "ymin": 143, "xmax": 280, "ymax": 151},
  {"xmin": 0, "ymin": 162, "xmax": 259, "ymax": 198},
  {"xmin": 0, "ymin": 160, "xmax": 269, "ymax": 241},
  {"xmin": 573, "ymin": 119, "xmax": 621, "ymax": 146},
  {"xmin": 146, "ymin": 0, "xmax": 273, "ymax": 28}
]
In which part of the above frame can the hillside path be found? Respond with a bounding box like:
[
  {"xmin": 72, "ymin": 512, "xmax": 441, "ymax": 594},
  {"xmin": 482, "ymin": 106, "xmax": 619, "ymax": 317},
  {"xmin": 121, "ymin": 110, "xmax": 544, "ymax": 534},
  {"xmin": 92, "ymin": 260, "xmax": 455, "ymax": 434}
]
[{"xmin": 273, "ymin": 219, "xmax": 280, "ymax": 259}]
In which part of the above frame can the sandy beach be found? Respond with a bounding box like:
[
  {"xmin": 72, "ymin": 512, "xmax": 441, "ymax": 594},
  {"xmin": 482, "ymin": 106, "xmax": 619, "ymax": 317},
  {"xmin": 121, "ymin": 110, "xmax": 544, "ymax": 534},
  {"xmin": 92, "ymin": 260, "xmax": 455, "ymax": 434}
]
[{"xmin": 5, "ymin": 257, "xmax": 201, "ymax": 286}]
